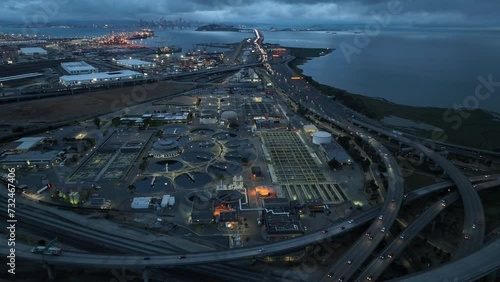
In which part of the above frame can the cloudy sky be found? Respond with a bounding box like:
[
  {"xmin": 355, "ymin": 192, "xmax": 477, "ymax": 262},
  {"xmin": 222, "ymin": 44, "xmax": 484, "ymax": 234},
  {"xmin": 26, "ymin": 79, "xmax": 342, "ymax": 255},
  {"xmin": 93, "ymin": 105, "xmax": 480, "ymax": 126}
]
[{"xmin": 1, "ymin": 0, "xmax": 499, "ymax": 27}]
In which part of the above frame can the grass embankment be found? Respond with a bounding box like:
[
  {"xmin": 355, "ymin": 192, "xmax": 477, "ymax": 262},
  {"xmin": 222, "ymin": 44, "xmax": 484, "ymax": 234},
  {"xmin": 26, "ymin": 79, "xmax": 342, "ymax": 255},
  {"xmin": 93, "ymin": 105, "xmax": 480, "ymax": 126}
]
[{"xmin": 287, "ymin": 47, "xmax": 500, "ymax": 151}]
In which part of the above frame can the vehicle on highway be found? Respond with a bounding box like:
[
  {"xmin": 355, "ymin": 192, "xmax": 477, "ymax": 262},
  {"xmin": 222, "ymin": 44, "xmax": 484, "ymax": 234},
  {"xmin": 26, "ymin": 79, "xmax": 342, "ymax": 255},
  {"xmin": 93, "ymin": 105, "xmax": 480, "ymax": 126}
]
[
  {"xmin": 31, "ymin": 246, "xmax": 62, "ymax": 256},
  {"xmin": 378, "ymin": 215, "xmax": 383, "ymax": 220},
  {"xmin": 388, "ymin": 253, "xmax": 394, "ymax": 258},
  {"xmin": 338, "ymin": 276, "xmax": 345, "ymax": 282},
  {"xmin": 347, "ymin": 260, "xmax": 352, "ymax": 265},
  {"xmin": 328, "ymin": 273, "xmax": 333, "ymax": 278},
  {"xmin": 259, "ymin": 248, "xmax": 265, "ymax": 252},
  {"xmin": 400, "ymin": 234, "xmax": 405, "ymax": 239},
  {"xmin": 379, "ymin": 254, "xmax": 385, "ymax": 259},
  {"xmin": 339, "ymin": 226, "xmax": 345, "ymax": 230},
  {"xmin": 381, "ymin": 227, "xmax": 386, "ymax": 233},
  {"xmin": 391, "ymin": 198, "xmax": 395, "ymax": 202},
  {"xmin": 178, "ymin": 255, "xmax": 187, "ymax": 259},
  {"xmin": 348, "ymin": 220, "xmax": 354, "ymax": 224},
  {"xmin": 366, "ymin": 232, "xmax": 371, "ymax": 237},
  {"xmin": 472, "ymin": 224, "xmax": 476, "ymax": 229},
  {"xmin": 322, "ymin": 229, "xmax": 328, "ymax": 233},
  {"xmin": 367, "ymin": 276, "xmax": 373, "ymax": 281},
  {"xmin": 441, "ymin": 199, "xmax": 446, "ymax": 207},
  {"xmin": 464, "ymin": 235, "xmax": 470, "ymax": 240}
]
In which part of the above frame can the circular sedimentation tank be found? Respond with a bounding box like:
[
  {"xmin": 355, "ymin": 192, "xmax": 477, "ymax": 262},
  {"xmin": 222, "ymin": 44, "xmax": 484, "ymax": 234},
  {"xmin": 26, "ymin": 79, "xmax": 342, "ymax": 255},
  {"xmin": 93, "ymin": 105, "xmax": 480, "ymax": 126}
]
[
  {"xmin": 134, "ymin": 176, "xmax": 173, "ymax": 194},
  {"xmin": 207, "ymin": 161, "xmax": 243, "ymax": 176},
  {"xmin": 148, "ymin": 160, "xmax": 184, "ymax": 172},
  {"xmin": 213, "ymin": 132, "xmax": 238, "ymax": 141},
  {"xmin": 163, "ymin": 126, "xmax": 189, "ymax": 135},
  {"xmin": 191, "ymin": 128, "xmax": 215, "ymax": 136},
  {"xmin": 224, "ymin": 151, "xmax": 256, "ymax": 163},
  {"xmin": 184, "ymin": 140, "xmax": 216, "ymax": 151},
  {"xmin": 181, "ymin": 151, "xmax": 215, "ymax": 164},
  {"xmin": 224, "ymin": 139, "xmax": 254, "ymax": 150},
  {"xmin": 215, "ymin": 190, "xmax": 243, "ymax": 204},
  {"xmin": 175, "ymin": 172, "xmax": 212, "ymax": 189}
]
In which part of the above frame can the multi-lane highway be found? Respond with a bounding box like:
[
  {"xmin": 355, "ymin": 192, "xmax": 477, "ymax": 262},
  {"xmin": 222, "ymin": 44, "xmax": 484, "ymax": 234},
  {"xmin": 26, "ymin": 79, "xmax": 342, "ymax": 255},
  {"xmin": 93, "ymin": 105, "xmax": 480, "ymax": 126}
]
[
  {"xmin": 351, "ymin": 119, "xmax": 486, "ymax": 259},
  {"xmin": 264, "ymin": 53, "xmax": 492, "ymax": 281},
  {"xmin": 357, "ymin": 178, "xmax": 500, "ymax": 281},
  {"xmin": 318, "ymin": 126, "xmax": 405, "ymax": 282},
  {"xmin": 2, "ymin": 175, "xmax": 496, "ymax": 271}
]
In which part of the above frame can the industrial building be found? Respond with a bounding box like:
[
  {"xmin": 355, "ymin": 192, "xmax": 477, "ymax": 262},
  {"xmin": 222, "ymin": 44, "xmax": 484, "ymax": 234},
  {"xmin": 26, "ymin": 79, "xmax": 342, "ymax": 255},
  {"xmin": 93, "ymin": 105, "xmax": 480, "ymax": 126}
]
[
  {"xmin": 131, "ymin": 197, "xmax": 152, "ymax": 209},
  {"xmin": 320, "ymin": 142, "xmax": 353, "ymax": 165},
  {"xmin": 20, "ymin": 47, "xmax": 47, "ymax": 55},
  {"xmin": 303, "ymin": 124, "xmax": 318, "ymax": 134},
  {"xmin": 0, "ymin": 150, "xmax": 59, "ymax": 169},
  {"xmin": 218, "ymin": 211, "xmax": 239, "ymax": 222},
  {"xmin": 116, "ymin": 59, "xmax": 155, "ymax": 69},
  {"xmin": 190, "ymin": 200, "xmax": 215, "ymax": 225},
  {"xmin": 61, "ymin": 61, "xmax": 98, "ymax": 75},
  {"xmin": 4, "ymin": 136, "xmax": 45, "ymax": 152},
  {"xmin": 262, "ymin": 198, "xmax": 303, "ymax": 240},
  {"xmin": 59, "ymin": 70, "xmax": 144, "ymax": 86}
]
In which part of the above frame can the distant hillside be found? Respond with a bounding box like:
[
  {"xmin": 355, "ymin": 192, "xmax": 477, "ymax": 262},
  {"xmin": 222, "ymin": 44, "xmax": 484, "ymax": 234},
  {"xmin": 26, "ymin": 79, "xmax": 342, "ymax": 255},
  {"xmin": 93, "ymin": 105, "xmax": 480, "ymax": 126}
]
[{"xmin": 196, "ymin": 24, "xmax": 240, "ymax": 32}]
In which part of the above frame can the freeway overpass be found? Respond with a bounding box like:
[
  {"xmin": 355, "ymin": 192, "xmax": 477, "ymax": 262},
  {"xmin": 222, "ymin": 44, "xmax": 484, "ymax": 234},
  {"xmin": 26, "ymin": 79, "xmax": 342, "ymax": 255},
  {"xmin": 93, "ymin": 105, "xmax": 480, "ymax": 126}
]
[
  {"xmin": 351, "ymin": 119, "xmax": 485, "ymax": 259},
  {"xmin": 1, "ymin": 175, "xmax": 497, "ymax": 278},
  {"xmin": 319, "ymin": 123, "xmax": 405, "ymax": 282},
  {"xmin": 357, "ymin": 178, "xmax": 500, "ymax": 281}
]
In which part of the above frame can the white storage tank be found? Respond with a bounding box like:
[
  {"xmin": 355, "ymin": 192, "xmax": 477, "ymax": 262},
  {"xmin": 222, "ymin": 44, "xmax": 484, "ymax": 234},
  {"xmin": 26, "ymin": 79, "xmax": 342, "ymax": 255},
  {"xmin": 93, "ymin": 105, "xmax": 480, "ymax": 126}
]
[{"xmin": 312, "ymin": 131, "xmax": 332, "ymax": 144}]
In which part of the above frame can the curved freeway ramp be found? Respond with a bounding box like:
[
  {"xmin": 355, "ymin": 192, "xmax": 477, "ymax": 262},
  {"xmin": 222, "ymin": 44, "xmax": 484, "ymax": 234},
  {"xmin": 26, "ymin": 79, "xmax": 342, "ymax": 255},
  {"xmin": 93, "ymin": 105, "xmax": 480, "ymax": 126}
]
[
  {"xmin": 388, "ymin": 237, "xmax": 500, "ymax": 282},
  {"xmin": 319, "ymin": 126, "xmax": 405, "ymax": 282},
  {"xmin": 357, "ymin": 178, "xmax": 500, "ymax": 281},
  {"xmin": 352, "ymin": 119, "xmax": 485, "ymax": 259},
  {"xmin": 0, "ymin": 176, "xmax": 496, "ymax": 272}
]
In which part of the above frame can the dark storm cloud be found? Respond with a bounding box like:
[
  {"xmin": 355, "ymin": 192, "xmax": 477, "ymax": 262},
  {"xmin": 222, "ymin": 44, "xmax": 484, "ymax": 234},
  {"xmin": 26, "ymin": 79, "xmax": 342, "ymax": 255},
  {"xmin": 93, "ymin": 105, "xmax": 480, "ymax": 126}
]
[{"xmin": 0, "ymin": 0, "xmax": 499, "ymax": 26}]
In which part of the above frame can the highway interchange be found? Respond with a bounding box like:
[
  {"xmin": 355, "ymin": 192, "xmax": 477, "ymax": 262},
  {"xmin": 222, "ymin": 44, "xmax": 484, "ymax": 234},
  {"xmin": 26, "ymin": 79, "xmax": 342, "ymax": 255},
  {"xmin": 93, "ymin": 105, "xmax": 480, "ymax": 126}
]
[{"xmin": 2, "ymin": 29, "xmax": 500, "ymax": 281}]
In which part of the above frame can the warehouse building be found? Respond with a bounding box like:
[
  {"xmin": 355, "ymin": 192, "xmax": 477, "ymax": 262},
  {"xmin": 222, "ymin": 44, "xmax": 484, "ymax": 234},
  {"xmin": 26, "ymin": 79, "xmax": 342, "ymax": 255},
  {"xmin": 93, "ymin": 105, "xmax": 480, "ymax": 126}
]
[
  {"xmin": 116, "ymin": 59, "xmax": 155, "ymax": 69},
  {"xmin": 61, "ymin": 61, "xmax": 98, "ymax": 75},
  {"xmin": 4, "ymin": 137, "xmax": 46, "ymax": 153},
  {"xmin": 320, "ymin": 142, "xmax": 353, "ymax": 165},
  {"xmin": 0, "ymin": 150, "xmax": 59, "ymax": 169},
  {"xmin": 20, "ymin": 47, "xmax": 47, "ymax": 55},
  {"xmin": 59, "ymin": 70, "xmax": 143, "ymax": 86}
]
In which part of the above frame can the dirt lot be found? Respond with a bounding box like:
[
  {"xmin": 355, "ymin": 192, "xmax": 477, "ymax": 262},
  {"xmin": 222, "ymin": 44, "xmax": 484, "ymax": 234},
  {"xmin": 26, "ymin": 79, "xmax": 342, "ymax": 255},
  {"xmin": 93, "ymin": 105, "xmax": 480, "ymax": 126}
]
[{"xmin": 0, "ymin": 81, "xmax": 196, "ymax": 126}]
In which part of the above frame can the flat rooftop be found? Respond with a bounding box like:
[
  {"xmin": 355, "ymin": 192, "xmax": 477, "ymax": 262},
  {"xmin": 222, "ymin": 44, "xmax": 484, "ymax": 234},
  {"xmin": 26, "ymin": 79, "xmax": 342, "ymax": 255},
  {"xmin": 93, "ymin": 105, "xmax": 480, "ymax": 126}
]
[
  {"xmin": 5, "ymin": 136, "xmax": 45, "ymax": 151},
  {"xmin": 116, "ymin": 59, "xmax": 154, "ymax": 66},
  {"xmin": 61, "ymin": 61, "xmax": 97, "ymax": 72},
  {"xmin": 60, "ymin": 70, "xmax": 143, "ymax": 81},
  {"xmin": 0, "ymin": 150, "xmax": 59, "ymax": 163},
  {"xmin": 20, "ymin": 47, "xmax": 47, "ymax": 54}
]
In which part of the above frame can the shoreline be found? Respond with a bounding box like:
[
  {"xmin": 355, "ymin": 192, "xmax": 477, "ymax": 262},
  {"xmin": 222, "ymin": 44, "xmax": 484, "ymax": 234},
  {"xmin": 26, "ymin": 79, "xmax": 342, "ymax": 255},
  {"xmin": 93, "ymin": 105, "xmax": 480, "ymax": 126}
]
[{"xmin": 285, "ymin": 47, "xmax": 500, "ymax": 152}]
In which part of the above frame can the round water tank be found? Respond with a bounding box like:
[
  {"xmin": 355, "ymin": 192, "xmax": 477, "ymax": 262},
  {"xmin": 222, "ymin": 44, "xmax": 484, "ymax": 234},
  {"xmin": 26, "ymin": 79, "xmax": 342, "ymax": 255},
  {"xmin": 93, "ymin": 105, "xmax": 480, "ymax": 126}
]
[{"xmin": 312, "ymin": 131, "xmax": 332, "ymax": 144}]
